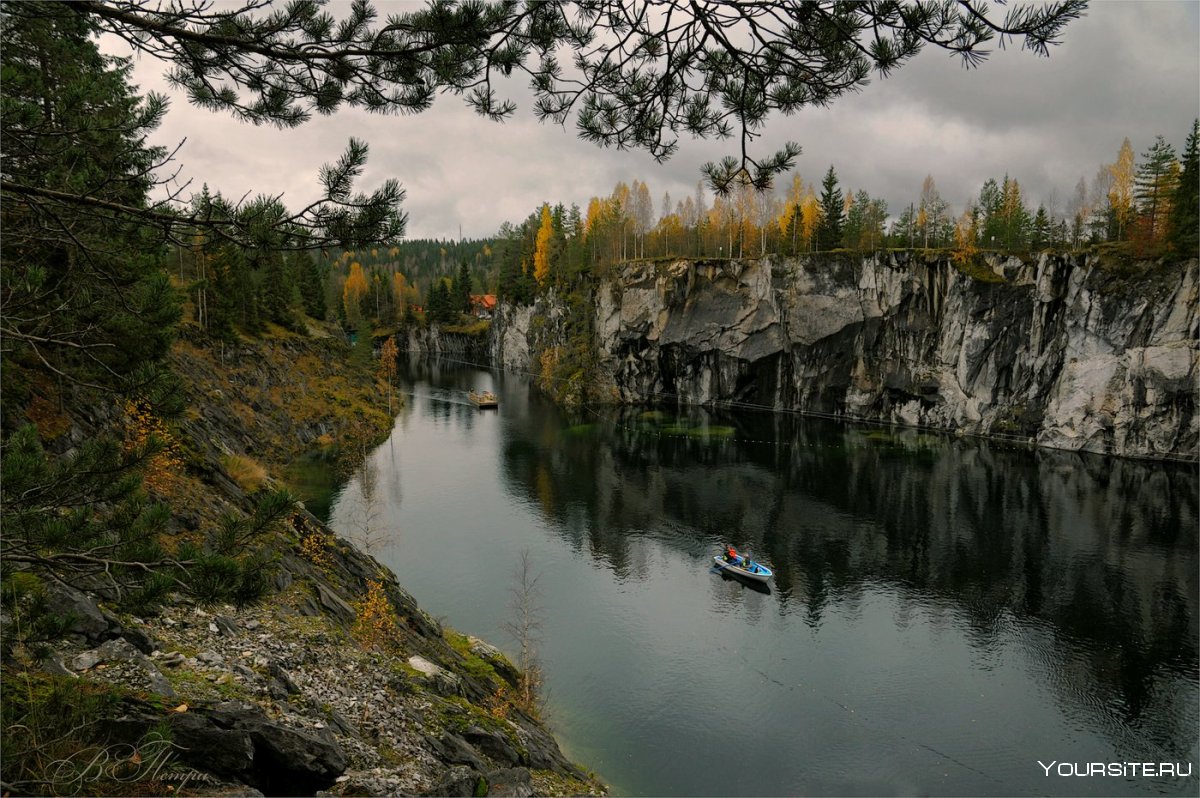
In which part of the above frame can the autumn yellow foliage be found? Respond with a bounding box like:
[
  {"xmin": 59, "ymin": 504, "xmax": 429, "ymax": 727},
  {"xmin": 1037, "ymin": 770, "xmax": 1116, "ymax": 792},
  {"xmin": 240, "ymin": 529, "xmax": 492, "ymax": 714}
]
[
  {"xmin": 351, "ymin": 579, "xmax": 403, "ymax": 651},
  {"xmin": 343, "ymin": 262, "xmax": 369, "ymax": 324},
  {"xmin": 533, "ymin": 204, "xmax": 553, "ymax": 286},
  {"xmin": 538, "ymin": 346, "xmax": 562, "ymax": 390},
  {"xmin": 486, "ymin": 684, "xmax": 512, "ymax": 720},
  {"xmin": 1108, "ymin": 138, "xmax": 1136, "ymax": 239},
  {"xmin": 391, "ymin": 272, "xmax": 407, "ymax": 315},
  {"xmin": 122, "ymin": 399, "xmax": 183, "ymax": 495},
  {"xmin": 298, "ymin": 528, "xmax": 335, "ymax": 571}
]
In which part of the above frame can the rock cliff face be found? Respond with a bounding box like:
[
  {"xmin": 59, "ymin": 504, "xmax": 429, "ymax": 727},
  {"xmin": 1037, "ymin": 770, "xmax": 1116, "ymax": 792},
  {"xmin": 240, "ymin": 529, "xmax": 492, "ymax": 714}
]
[
  {"xmin": 492, "ymin": 253, "xmax": 1198, "ymax": 461},
  {"xmin": 404, "ymin": 326, "xmax": 491, "ymax": 362}
]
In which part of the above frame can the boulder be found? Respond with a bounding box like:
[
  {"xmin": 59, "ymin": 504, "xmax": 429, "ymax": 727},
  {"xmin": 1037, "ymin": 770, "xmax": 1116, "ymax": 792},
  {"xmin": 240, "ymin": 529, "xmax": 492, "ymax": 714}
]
[
  {"xmin": 461, "ymin": 725, "xmax": 522, "ymax": 767},
  {"xmin": 422, "ymin": 765, "xmax": 486, "ymax": 797},
  {"xmin": 425, "ymin": 733, "xmax": 485, "ymax": 770},
  {"xmin": 484, "ymin": 767, "xmax": 534, "ymax": 797},
  {"xmin": 168, "ymin": 711, "xmax": 257, "ymax": 776},
  {"xmin": 213, "ymin": 615, "xmax": 240, "ymax": 636},
  {"xmin": 44, "ymin": 584, "xmax": 118, "ymax": 645},
  {"xmin": 313, "ymin": 581, "xmax": 356, "ymax": 626},
  {"xmin": 408, "ymin": 655, "xmax": 462, "ymax": 697},
  {"xmin": 467, "ymin": 638, "xmax": 520, "ymax": 687},
  {"xmin": 162, "ymin": 702, "xmax": 346, "ymax": 796},
  {"xmin": 71, "ymin": 637, "xmax": 151, "ymax": 672},
  {"xmin": 266, "ymin": 660, "xmax": 300, "ymax": 695}
]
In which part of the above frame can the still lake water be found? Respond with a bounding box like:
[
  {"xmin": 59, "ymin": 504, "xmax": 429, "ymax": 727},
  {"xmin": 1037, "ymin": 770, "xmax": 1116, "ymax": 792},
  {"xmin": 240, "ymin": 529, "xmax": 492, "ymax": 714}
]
[{"xmin": 325, "ymin": 359, "xmax": 1199, "ymax": 797}]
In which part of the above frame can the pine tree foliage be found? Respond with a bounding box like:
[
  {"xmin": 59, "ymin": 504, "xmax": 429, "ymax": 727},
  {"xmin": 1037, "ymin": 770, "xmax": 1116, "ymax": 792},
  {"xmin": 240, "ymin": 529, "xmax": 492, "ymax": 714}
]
[
  {"xmin": 32, "ymin": 0, "xmax": 1086, "ymax": 197},
  {"xmin": 1169, "ymin": 120, "xmax": 1199, "ymax": 255},
  {"xmin": 1134, "ymin": 135, "xmax": 1180, "ymax": 244},
  {"xmin": 1, "ymin": 3, "xmax": 405, "ymax": 252},
  {"xmin": 0, "ymin": 6, "xmax": 179, "ymax": 395},
  {"xmin": 0, "ymin": 424, "xmax": 292, "ymax": 634}
]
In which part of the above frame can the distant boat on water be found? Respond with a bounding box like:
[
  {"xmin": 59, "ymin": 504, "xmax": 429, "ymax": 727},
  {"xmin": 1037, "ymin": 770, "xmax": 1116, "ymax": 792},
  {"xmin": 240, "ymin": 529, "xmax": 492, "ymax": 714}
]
[
  {"xmin": 713, "ymin": 552, "xmax": 773, "ymax": 583},
  {"xmin": 469, "ymin": 390, "xmax": 498, "ymax": 409}
]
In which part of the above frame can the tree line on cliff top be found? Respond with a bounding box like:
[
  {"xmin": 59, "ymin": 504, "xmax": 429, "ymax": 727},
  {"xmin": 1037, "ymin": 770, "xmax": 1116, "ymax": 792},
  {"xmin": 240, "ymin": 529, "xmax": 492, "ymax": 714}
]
[
  {"xmin": 486, "ymin": 122, "xmax": 1198, "ymax": 304},
  {"xmin": 320, "ymin": 115, "xmax": 1199, "ymax": 329}
]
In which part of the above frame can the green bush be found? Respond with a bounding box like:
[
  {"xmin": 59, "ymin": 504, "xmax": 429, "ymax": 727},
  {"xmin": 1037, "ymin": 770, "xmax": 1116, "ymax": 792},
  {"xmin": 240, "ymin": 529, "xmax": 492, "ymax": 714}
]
[{"xmin": 1, "ymin": 672, "xmax": 175, "ymax": 796}]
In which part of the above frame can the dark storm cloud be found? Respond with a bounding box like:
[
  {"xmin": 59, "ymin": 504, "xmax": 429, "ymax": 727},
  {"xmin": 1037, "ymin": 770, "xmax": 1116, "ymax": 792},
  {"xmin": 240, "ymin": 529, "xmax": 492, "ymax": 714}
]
[{"xmin": 123, "ymin": 1, "xmax": 1199, "ymax": 240}]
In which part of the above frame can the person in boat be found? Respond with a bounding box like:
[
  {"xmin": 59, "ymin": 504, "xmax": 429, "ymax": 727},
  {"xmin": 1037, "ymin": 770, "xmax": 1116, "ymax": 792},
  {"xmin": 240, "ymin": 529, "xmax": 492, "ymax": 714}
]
[{"xmin": 726, "ymin": 545, "xmax": 738, "ymax": 563}]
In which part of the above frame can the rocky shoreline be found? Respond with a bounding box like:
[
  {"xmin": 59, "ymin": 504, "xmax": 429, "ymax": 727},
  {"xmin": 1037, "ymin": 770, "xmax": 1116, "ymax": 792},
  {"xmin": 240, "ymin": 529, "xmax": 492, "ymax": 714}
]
[
  {"xmin": 38, "ymin": 516, "xmax": 602, "ymax": 797},
  {"xmin": 7, "ymin": 324, "xmax": 604, "ymax": 797}
]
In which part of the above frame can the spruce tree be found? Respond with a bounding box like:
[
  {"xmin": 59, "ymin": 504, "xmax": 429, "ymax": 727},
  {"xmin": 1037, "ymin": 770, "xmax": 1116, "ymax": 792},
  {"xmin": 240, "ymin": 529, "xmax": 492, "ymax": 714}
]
[
  {"xmin": 261, "ymin": 252, "xmax": 297, "ymax": 329},
  {"xmin": 817, "ymin": 166, "xmax": 845, "ymax": 251},
  {"xmin": 1032, "ymin": 206, "xmax": 1051, "ymax": 250},
  {"xmin": 978, "ymin": 179, "xmax": 1004, "ymax": 249},
  {"xmin": 844, "ymin": 191, "xmax": 867, "ymax": 252},
  {"xmin": 1135, "ymin": 135, "xmax": 1180, "ymax": 245},
  {"xmin": 428, "ymin": 278, "xmax": 455, "ymax": 324},
  {"xmin": 298, "ymin": 255, "xmax": 329, "ymax": 320},
  {"xmin": 0, "ymin": 6, "xmax": 178, "ymax": 395},
  {"xmin": 1169, "ymin": 120, "xmax": 1199, "ymax": 255},
  {"xmin": 999, "ymin": 177, "xmax": 1031, "ymax": 251},
  {"xmin": 455, "ymin": 262, "xmax": 473, "ymax": 314}
]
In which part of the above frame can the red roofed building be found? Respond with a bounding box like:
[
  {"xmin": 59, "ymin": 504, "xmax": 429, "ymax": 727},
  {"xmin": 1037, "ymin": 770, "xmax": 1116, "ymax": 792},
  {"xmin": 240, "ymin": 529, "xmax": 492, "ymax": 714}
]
[{"xmin": 469, "ymin": 294, "xmax": 497, "ymax": 318}]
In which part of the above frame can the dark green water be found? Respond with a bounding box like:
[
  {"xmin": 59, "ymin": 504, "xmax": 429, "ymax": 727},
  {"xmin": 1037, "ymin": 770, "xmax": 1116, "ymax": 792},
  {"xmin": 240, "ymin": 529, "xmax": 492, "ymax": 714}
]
[{"xmin": 326, "ymin": 359, "xmax": 1199, "ymax": 796}]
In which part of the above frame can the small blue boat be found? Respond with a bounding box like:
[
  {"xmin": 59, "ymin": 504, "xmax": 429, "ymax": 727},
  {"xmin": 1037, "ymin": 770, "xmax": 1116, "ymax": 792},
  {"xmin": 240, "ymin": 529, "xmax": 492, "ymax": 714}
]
[{"xmin": 713, "ymin": 553, "xmax": 773, "ymax": 582}]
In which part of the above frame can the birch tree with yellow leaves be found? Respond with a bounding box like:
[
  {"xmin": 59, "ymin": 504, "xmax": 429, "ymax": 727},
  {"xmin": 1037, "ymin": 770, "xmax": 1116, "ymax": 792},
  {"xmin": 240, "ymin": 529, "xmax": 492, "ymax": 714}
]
[
  {"xmin": 1108, "ymin": 138, "xmax": 1136, "ymax": 241},
  {"xmin": 533, "ymin": 204, "xmax": 554, "ymax": 287},
  {"xmin": 343, "ymin": 262, "xmax": 369, "ymax": 329},
  {"xmin": 800, "ymin": 192, "xmax": 824, "ymax": 253}
]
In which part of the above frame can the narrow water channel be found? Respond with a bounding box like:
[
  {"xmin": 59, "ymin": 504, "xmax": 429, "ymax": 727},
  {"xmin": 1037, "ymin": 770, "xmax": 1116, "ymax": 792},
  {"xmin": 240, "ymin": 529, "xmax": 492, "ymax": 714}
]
[{"xmin": 325, "ymin": 358, "xmax": 1199, "ymax": 797}]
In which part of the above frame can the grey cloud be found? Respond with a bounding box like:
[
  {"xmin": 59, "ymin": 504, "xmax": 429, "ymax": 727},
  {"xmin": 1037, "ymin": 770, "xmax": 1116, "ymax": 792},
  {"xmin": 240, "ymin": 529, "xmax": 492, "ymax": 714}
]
[{"xmin": 124, "ymin": 1, "xmax": 1199, "ymax": 241}]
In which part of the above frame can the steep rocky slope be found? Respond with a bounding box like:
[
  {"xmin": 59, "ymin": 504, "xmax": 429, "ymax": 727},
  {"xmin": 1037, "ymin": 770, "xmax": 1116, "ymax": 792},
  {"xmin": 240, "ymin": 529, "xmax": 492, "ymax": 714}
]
[
  {"xmin": 492, "ymin": 253, "xmax": 1197, "ymax": 461},
  {"xmin": 13, "ymin": 324, "xmax": 603, "ymax": 797}
]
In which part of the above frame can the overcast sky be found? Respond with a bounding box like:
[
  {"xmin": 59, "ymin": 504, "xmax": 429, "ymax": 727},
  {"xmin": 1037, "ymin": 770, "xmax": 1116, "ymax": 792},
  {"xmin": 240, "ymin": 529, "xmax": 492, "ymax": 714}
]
[{"xmin": 118, "ymin": 1, "xmax": 1200, "ymax": 241}]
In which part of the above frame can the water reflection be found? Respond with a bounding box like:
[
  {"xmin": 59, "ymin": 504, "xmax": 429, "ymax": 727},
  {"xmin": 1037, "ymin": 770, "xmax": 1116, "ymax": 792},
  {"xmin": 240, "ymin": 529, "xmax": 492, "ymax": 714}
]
[
  {"xmin": 498, "ymin": 394, "xmax": 1199, "ymax": 759},
  {"xmin": 328, "ymin": 358, "xmax": 1199, "ymax": 794}
]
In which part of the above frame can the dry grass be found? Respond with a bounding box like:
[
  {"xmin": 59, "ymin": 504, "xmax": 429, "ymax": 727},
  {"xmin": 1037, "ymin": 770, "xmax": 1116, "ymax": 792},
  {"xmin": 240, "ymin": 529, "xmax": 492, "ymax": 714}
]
[{"xmin": 221, "ymin": 454, "xmax": 268, "ymax": 492}]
